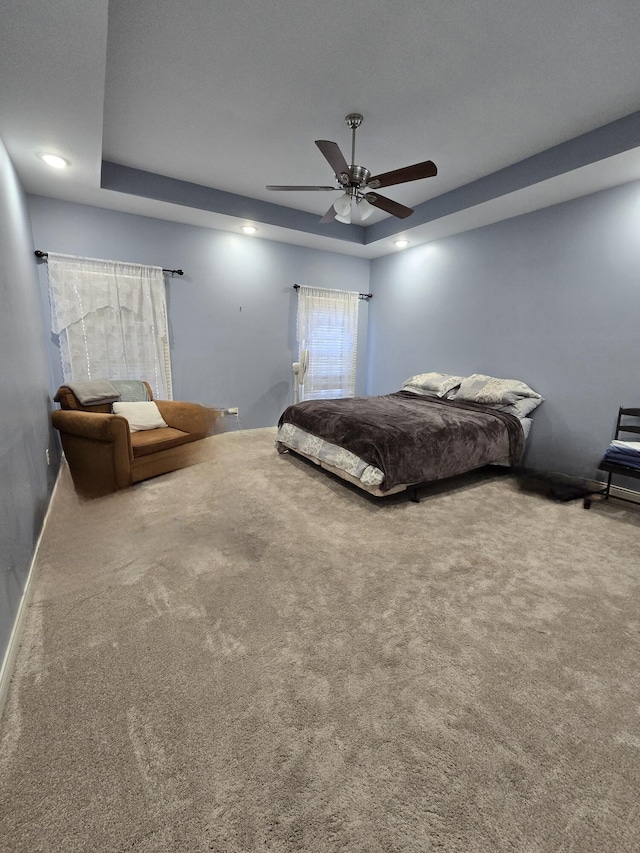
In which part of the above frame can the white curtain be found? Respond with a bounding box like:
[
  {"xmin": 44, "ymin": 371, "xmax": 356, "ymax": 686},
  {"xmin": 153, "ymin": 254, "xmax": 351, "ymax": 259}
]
[
  {"xmin": 47, "ymin": 253, "xmax": 172, "ymax": 399},
  {"xmin": 296, "ymin": 285, "xmax": 359, "ymax": 401}
]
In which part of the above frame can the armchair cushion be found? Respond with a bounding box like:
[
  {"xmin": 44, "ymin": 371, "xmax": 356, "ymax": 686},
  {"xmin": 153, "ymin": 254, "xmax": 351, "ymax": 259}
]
[{"xmin": 130, "ymin": 428, "xmax": 194, "ymax": 457}]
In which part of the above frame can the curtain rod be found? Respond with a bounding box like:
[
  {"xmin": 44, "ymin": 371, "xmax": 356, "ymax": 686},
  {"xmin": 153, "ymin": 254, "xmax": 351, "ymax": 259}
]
[
  {"xmin": 34, "ymin": 250, "xmax": 184, "ymax": 276},
  {"xmin": 293, "ymin": 283, "xmax": 372, "ymax": 299}
]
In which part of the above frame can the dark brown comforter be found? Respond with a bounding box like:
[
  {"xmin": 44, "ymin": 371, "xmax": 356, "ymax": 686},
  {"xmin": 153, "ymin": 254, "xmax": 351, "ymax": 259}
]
[{"xmin": 277, "ymin": 391, "xmax": 525, "ymax": 491}]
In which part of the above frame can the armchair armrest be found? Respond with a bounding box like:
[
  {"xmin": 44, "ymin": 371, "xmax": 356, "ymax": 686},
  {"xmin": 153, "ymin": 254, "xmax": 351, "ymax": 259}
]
[
  {"xmin": 154, "ymin": 401, "xmax": 219, "ymax": 436},
  {"xmin": 52, "ymin": 410, "xmax": 131, "ymax": 445},
  {"xmin": 51, "ymin": 410, "xmax": 133, "ymax": 495}
]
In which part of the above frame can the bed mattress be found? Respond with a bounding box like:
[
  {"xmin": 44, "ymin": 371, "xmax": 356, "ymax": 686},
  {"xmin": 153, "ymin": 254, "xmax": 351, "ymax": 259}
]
[{"xmin": 276, "ymin": 415, "xmax": 531, "ymax": 494}]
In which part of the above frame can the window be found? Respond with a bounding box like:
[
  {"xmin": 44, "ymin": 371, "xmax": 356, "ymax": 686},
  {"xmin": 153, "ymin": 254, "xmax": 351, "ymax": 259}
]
[
  {"xmin": 47, "ymin": 253, "xmax": 172, "ymax": 399},
  {"xmin": 296, "ymin": 286, "xmax": 359, "ymax": 400}
]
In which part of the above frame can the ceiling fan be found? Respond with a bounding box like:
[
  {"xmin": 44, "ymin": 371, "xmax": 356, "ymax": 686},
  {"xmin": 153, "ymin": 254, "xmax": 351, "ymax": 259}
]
[{"xmin": 266, "ymin": 113, "xmax": 437, "ymax": 224}]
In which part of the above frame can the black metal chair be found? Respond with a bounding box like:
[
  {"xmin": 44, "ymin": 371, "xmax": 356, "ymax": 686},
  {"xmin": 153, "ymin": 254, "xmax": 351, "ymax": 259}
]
[{"xmin": 586, "ymin": 407, "xmax": 640, "ymax": 508}]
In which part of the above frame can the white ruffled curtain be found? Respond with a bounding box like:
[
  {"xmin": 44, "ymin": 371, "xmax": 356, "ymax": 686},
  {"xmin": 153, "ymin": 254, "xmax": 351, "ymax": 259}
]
[
  {"xmin": 47, "ymin": 253, "xmax": 172, "ymax": 399},
  {"xmin": 296, "ymin": 285, "xmax": 359, "ymax": 401}
]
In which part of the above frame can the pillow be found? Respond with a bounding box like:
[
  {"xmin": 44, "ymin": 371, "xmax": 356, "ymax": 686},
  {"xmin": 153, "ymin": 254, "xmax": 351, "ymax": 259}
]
[
  {"xmin": 401, "ymin": 372, "xmax": 464, "ymax": 398},
  {"xmin": 498, "ymin": 396, "xmax": 543, "ymax": 418},
  {"xmin": 112, "ymin": 401, "xmax": 168, "ymax": 432},
  {"xmin": 401, "ymin": 386, "xmax": 439, "ymax": 398},
  {"xmin": 451, "ymin": 374, "xmax": 543, "ymax": 412}
]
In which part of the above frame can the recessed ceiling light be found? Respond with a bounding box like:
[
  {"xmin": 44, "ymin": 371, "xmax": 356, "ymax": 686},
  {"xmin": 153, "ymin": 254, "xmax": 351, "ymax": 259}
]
[
  {"xmin": 39, "ymin": 153, "xmax": 69, "ymax": 169},
  {"xmin": 394, "ymin": 239, "xmax": 409, "ymax": 249},
  {"xmin": 241, "ymin": 225, "xmax": 257, "ymax": 235}
]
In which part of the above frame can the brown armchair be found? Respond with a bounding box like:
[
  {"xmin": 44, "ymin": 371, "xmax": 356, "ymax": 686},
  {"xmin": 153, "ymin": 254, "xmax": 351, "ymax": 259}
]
[{"xmin": 52, "ymin": 382, "xmax": 218, "ymax": 496}]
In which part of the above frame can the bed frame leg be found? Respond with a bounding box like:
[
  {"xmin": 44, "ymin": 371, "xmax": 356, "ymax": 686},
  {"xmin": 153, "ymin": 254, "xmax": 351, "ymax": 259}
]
[{"xmin": 410, "ymin": 488, "xmax": 420, "ymax": 503}]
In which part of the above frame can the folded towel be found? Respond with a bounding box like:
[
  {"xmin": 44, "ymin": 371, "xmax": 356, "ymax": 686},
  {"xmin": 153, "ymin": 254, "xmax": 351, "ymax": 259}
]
[
  {"xmin": 110, "ymin": 380, "xmax": 150, "ymax": 402},
  {"xmin": 65, "ymin": 379, "xmax": 121, "ymax": 405},
  {"xmin": 610, "ymin": 439, "xmax": 640, "ymax": 455},
  {"xmin": 601, "ymin": 447, "xmax": 640, "ymax": 470}
]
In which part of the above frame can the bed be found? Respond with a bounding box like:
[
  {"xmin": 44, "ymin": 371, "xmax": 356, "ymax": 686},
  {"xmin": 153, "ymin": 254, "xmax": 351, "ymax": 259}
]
[{"xmin": 275, "ymin": 372, "xmax": 543, "ymax": 499}]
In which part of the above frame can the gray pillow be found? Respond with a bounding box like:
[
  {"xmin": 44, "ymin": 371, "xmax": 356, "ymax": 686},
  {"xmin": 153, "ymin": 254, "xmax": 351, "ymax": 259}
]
[
  {"xmin": 402, "ymin": 372, "xmax": 464, "ymax": 398},
  {"xmin": 497, "ymin": 396, "xmax": 543, "ymax": 418},
  {"xmin": 451, "ymin": 374, "xmax": 542, "ymax": 407}
]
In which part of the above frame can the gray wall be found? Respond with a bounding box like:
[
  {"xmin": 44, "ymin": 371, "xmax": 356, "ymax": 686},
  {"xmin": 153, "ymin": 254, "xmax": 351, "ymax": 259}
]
[
  {"xmin": 28, "ymin": 179, "xmax": 640, "ymax": 481},
  {"xmin": 0, "ymin": 139, "xmax": 59, "ymax": 664},
  {"xmin": 368, "ymin": 179, "xmax": 640, "ymax": 479},
  {"xmin": 28, "ymin": 197, "xmax": 370, "ymax": 429}
]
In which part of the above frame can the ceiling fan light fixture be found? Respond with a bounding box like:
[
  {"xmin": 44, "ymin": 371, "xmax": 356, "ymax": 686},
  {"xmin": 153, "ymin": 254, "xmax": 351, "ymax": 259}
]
[
  {"xmin": 333, "ymin": 193, "xmax": 351, "ymax": 217},
  {"xmin": 356, "ymin": 197, "xmax": 375, "ymax": 222},
  {"xmin": 335, "ymin": 211, "xmax": 351, "ymax": 224}
]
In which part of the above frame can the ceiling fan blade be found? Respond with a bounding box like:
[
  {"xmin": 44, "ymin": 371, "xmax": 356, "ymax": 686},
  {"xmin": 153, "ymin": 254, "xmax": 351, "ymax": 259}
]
[
  {"xmin": 266, "ymin": 185, "xmax": 337, "ymax": 191},
  {"xmin": 364, "ymin": 192, "xmax": 414, "ymax": 219},
  {"xmin": 315, "ymin": 140, "xmax": 351, "ymax": 183},
  {"xmin": 319, "ymin": 203, "xmax": 338, "ymax": 224},
  {"xmin": 367, "ymin": 160, "xmax": 437, "ymax": 190}
]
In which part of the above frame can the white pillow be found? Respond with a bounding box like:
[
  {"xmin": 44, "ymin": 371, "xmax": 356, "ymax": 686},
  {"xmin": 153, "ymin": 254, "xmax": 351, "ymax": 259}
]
[{"xmin": 112, "ymin": 401, "xmax": 168, "ymax": 432}]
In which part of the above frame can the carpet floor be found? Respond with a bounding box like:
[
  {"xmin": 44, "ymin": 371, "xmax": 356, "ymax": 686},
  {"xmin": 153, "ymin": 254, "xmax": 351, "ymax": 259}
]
[{"xmin": 1, "ymin": 428, "xmax": 640, "ymax": 852}]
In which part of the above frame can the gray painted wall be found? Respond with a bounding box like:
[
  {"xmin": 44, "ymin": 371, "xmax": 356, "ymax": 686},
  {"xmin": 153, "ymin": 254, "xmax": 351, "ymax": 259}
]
[
  {"xmin": 27, "ymin": 196, "xmax": 370, "ymax": 429},
  {"xmin": 367, "ymin": 179, "xmax": 640, "ymax": 479},
  {"xmin": 0, "ymin": 139, "xmax": 59, "ymax": 665}
]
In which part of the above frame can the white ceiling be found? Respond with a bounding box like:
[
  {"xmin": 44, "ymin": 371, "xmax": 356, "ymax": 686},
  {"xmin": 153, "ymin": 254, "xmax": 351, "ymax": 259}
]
[{"xmin": 1, "ymin": 0, "xmax": 640, "ymax": 258}]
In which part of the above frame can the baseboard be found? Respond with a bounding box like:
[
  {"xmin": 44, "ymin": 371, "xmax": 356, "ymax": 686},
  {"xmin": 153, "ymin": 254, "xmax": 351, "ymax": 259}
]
[
  {"xmin": 0, "ymin": 465, "xmax": 63, "ymax": 720},
  {"xmin": 609, "ymin": 484, "xmax": 640, "ymax": 504},
  {"xmin": 528, "ymin": 471, "xmax": 640, "ymax": 506}
]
